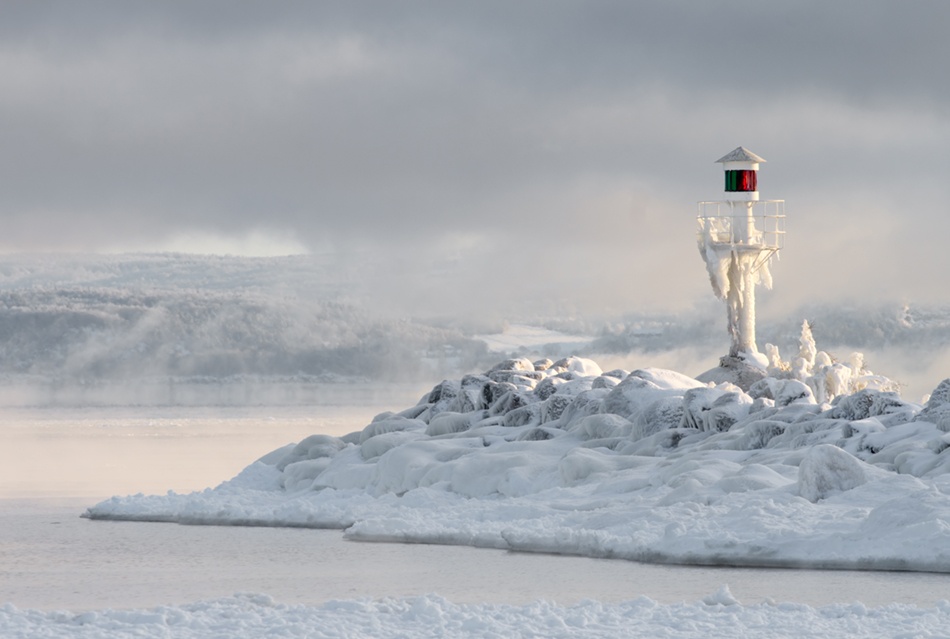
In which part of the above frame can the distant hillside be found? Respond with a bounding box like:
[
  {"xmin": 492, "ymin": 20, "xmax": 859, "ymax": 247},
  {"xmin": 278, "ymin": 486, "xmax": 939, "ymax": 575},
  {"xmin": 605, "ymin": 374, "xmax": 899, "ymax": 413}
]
[
  {"xmin": 0, "ymin": 286, "xmax": 492, "ymax": 383},
  {"xmin": 0, "ymin": 254, "xmax": 947, "ymax": 404}
]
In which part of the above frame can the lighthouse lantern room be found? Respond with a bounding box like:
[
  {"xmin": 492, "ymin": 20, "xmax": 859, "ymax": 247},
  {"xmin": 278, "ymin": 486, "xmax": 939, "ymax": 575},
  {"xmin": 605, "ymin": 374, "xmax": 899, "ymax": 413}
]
[
  {"xmin": 719, "ymin": 146, "xmax": 762, "ymax": 198},
  {"xmin": 697, "ymin": 146, "xmax": 785, "ymax": 360}
]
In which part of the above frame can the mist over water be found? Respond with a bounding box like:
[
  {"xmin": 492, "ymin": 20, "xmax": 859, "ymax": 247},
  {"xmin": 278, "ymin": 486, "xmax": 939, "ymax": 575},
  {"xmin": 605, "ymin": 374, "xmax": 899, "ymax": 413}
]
[
  {"xmin": 0, "ymin": 401, "xmax": 415, "ymax": 499},
  {"xmin": 0, "ymin": 253, "xmax": 947, "ymax": 408}
]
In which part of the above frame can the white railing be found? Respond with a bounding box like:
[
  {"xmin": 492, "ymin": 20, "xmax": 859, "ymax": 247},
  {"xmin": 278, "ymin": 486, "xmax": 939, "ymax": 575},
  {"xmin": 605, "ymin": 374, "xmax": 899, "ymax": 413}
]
[{"xmin": 697, "ymin": 200, "xmax": 785, "ymax": 250}]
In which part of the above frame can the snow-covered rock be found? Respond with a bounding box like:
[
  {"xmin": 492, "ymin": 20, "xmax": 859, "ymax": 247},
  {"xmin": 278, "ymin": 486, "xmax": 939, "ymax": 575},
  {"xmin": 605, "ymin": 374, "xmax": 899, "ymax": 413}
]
[
  {"xmin": 916, "ymin": 378, "xmax": 950, "ymax": 432},
  {"xmin": 797, "ymin": 444, "xmax": 868, "ymax": 502},
  {"xmin": 85, "ymin": 356, "xmax": 950, "ymax": 573}
]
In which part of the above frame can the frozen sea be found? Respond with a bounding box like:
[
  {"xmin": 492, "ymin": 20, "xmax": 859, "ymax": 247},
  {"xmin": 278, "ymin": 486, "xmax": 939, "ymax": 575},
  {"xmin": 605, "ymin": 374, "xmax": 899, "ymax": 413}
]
[{"xmin": 4, "ymin": 396, "xmax": 950, "ymax": 618}]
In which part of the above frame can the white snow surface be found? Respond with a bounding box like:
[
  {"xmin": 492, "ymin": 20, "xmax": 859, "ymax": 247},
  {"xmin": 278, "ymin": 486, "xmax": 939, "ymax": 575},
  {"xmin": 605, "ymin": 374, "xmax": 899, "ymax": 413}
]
[
  {"xmin": 86, "ymin": 355, "xmax": 950, "ymax": 572},
  {"xmin": 5, "ymin": 590, "xmax": 950, "ymax": 638},
  {"xmin": 475, "ymin": 323, "xmax": 595, "ymax": 355}
]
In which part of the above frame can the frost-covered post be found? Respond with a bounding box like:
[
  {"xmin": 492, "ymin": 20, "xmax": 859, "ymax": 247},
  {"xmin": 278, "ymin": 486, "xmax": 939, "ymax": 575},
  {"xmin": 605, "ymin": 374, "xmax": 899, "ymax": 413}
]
[{"xmin": 698, "ymin": 147, "xmax": 785, "ymax": 360}]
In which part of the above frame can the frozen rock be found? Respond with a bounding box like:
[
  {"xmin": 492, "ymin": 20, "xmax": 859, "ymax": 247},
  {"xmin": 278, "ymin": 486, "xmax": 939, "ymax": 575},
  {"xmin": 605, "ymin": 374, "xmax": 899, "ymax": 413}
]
[
  {"xmin": 749, "ymin": 396, "xmax": 775, "ymax": 414},
  {"xmin": 775, "ymin": 380, "xmax": 815, "ymax": 407},
  {"xmin": 481, "ymin": 380, "xmax": 514, "ymax": 409},
  {"xmin": 629, "ymin": 395, "xmax": 685, "ymax": 440},
  {"xmin": 534, "ymin": 377, "xmax": 564, "ymax": 400},
  {"xmin": 550, "ymin": 356, "xmax": 603, "ymax": 377},
  {"xmin": 798, "ymin": 444, "xmax": 868, "ymax": 502},
  {"xmin": 830, "ymin": 388, "xmax": 911, "ymax": 422},
  {"xmin": 426, "ymin": 379, "xmax": 460, "ymax": 404},
  {"xmin": 361, "ymin": 430, "xmax": 426, "ymax": 460},
  {"xmin": 696, "ymin": 355, "xmax": 768, "ymax": 391},
  {"xmin": 591, "ymin": 375, "xmax": 621, "ymax": 390},
  {"xmin": 535, "ymin": 375, "xmax": 594, "ymax": 400},
  {"xmin": 488, "ymin": 390, "xmax": 534, "ymax": 417},
  {"xmin": 395, "ymin": 403, "xmax": 431, "ymax": 420},
  {"xmin": 455, "ymin": 389, "xmax": 484, "ymax": 414},
  {"xmin": 360, "ymin": 417, "xmax": 426, "ymax": 444},
  {"xmin": 915, "ymin": 378, "xmax": 950, "ymax": 432},
  {"xmin": 840, "ymin": 417, "xmax": 886, "ymax": 440},
  {"xmin": 680, "ymin": 386, "xmax": 752, "ymax": 432},
  {"xmin": 569, "ymin": 413, "xmax": 632, "ymax": 440},
  {"xmin": 749, "ymin": 377, "xmax": 814, "ymax": 406},
  {"xmin": 503, "ymin": 404, "xmax": 541, "ymax": 428},
  {"xmin": 275, "ymin": 434, "xmax": 346, "ymax": 471},
  {"xmin": 488, "ymin": 357, "xmax": 535, "ymax": 373},
  {"xmin": 629, "ymin": 368, "xmax": 705, "ymax": 390},
  {"xmin": 461, "ymin": 373, "xmax": 491, "ymax": 388},
  {"xmin": 532, "ymin": 358, "xmax": 554, "ymax": 371},
  {"xmin": 455, "ymin": 374, "xmax": 492, "ymax": 412},
  {"xmin": 425, "ymin": 412, "xmax": 473, "ymax": 436},
  {"xmin": 734, "ymin": 420, "xmax": 787, "ymax": 450},
  {"xmin": 488, "ymin": 370, "xmax": 542, "ymax": 385},
  {"xmin": 516, "ymin": 427, "xmax": 558, "ymax": 441},
  {"xmin": 601, "ymin": 369, "xmax": 693, "ymax": 422},
  {"xmin": 925, "ymin": 378, "xmax": 950, "ymax": 407},
  {"xmin": 282, "ymin": 458, "xmax": 333, "ymax": 491},
  {"xmin": 763, "ymin": 419, "xmax": 844, "ymax": 450},
  {"xmin": 558, "ymin": 388, "xmax": 609, "ymax": 424},
  {"xmin": 255, "ymin": 442, "xmax": 295, "ymax": 466},
  {"xmin": 539, "ymin": 393, "xmax": 573, "ymax": 424}
]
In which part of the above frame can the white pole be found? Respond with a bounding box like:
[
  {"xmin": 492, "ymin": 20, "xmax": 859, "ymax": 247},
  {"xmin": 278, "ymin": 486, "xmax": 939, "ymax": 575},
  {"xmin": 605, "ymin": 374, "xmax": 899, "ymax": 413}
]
[{"xmin": 724, "ymin": 250, "xmax": 759, "ymax": 357}]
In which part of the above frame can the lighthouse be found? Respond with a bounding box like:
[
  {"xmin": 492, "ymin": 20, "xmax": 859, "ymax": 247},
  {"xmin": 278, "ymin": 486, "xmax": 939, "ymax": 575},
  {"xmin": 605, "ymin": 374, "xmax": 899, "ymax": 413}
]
[{"xmin": 697, "ymin": 147, "xmax": 785, "ymax": 362}]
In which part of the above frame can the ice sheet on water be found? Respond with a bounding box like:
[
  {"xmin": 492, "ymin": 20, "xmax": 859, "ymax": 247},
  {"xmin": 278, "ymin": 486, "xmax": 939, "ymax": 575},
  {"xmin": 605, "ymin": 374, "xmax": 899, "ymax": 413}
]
[{"xmin": 85, "ymin": 354, "xmax": 950, "ymax": 572}]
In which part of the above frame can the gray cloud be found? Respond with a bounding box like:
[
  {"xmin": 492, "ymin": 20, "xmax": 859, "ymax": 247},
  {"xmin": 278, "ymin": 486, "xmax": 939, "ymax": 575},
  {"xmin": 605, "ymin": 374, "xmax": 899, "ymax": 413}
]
[{"xmin": 1, "ymin": 1, "xmax": 949, "ymax": 314}]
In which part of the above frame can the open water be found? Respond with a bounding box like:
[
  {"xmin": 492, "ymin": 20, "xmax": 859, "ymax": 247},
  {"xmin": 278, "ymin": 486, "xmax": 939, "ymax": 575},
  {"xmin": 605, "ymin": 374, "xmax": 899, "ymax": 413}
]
[{"xmin": 3, "ymin": 398, "xmax": 950, "ymax": 611}]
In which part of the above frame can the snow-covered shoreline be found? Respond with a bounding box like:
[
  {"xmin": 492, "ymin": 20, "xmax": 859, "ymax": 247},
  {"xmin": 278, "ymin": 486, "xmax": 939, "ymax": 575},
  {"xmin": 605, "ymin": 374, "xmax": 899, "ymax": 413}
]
[
  {"xmin": 4, "ymin": 590, "xmax": 950, "ymax": 639},
  {"xmin": 85, "ymin": 343, "xmax": 950, "ymax": 574}
]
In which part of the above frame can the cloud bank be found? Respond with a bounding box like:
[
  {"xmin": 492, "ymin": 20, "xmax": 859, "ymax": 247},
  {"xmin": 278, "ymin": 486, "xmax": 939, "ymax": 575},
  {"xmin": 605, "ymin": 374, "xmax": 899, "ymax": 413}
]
[{"xmin": 2, "ymin": 1, "xmax": 949, "ymax": 312}]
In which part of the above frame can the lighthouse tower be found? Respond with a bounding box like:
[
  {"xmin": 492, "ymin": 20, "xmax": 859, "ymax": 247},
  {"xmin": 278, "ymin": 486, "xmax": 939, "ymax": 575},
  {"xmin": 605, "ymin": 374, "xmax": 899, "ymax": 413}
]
[{"xmin": 697, "ymin": 147, "xmax": 785, "ymax": 361}]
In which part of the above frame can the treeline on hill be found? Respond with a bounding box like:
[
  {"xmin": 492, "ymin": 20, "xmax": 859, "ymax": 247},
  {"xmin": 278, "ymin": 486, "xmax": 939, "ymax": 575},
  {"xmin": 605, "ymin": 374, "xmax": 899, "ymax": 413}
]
[
  {"xmin": 0, "ymin": 288, "xmax": 491, "ymax": 383},
  {"xmin": 2, "ymin": 283, "xmax": 949, "ymax": 387},
  {"xmin": 586, "ymin": 303, "xmax": 950, "ymax": 358}
]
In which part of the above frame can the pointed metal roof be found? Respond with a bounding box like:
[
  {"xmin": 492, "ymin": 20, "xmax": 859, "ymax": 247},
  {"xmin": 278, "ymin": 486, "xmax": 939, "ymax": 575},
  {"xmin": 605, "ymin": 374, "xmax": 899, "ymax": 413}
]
[{"xmin": 715, "ymin": 147, "xmax": 766, "ymax": 164}]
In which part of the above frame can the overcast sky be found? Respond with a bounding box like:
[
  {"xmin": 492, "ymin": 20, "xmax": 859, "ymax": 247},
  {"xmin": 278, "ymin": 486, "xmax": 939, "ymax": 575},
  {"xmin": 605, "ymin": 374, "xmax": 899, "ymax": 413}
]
[{"xmin": 2, "ymin": 1, "xmax": 949, "ymax": 317}]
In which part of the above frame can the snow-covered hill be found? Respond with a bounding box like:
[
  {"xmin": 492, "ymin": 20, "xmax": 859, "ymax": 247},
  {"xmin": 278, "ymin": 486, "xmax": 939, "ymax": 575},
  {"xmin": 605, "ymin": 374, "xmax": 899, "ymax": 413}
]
[{"xmin": 1, "ymin": 253, "xmax": 949, "ymax": 404}]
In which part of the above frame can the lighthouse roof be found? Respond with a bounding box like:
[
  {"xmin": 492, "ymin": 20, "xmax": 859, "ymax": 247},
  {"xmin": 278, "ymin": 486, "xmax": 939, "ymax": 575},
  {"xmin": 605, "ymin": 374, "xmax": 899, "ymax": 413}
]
[{"xmin": 715, "ymin": 147, "xmax": 766, "ymax": 164}]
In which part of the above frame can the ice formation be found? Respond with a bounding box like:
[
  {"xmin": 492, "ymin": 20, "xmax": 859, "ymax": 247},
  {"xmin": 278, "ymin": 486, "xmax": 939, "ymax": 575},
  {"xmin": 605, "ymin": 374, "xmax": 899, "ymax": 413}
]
[
  {"xmin": 87, "ymin": 350, "xmax": 950, "ymax": 573},
  {"xmin": 700, "ymin": 234, "xmax": 773, "ymax": 358},
  {"xmin": 765, "ymin": 320, "xmax": 900, "ymax": 402}
]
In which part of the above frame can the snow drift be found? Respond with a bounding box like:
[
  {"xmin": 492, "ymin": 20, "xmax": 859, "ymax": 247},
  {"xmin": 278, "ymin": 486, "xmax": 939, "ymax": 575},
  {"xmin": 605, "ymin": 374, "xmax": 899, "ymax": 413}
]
[{"xmin": 5, "ymin": 591, "xmax": 950, "ymax": 639}]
